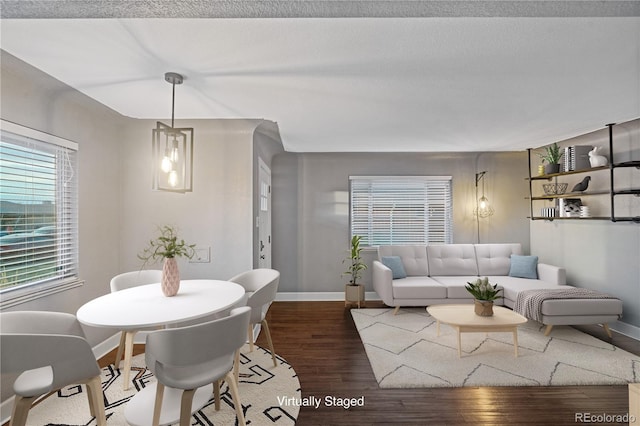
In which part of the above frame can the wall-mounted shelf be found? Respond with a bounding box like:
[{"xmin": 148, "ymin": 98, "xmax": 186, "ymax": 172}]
[{"xmin": 527, "ymin": 121, "xmax": 639, "ymax": 223}]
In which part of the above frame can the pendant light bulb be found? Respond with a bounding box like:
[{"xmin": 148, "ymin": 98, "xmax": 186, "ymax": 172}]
[{"xmin": 168, "ymin": 170, "xmax": 178, "ymax": 187}]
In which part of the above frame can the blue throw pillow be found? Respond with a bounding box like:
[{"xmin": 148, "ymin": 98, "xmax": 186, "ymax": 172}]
[
  {"xmin": 381, "ymin": 256, "xmax": 407, "ymax": 279},
  {"xmin": 509, "ymin": 255, "xmax": 539, "ymax": 279}
]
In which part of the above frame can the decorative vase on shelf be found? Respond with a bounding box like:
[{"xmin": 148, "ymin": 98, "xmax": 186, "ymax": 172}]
[
  {"xmin": 161, "ymin": 257, "xmax": 180, "ymax": 297},
  {"xmin": 474, "ymin": 299, "xmax": 494, "ymax": 316},
  {"xmin": 544, "ymin": 163, "xmax": 561, "ymax": 175}
]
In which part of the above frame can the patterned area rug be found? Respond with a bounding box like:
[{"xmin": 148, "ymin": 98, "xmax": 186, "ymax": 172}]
[
  {"xmin": 27, "ymin": 344, "xmax": 300, "ymax": 425},
  {"xmin": 351, "ymin": 307, "xmax": 640, "ymax": 388}
]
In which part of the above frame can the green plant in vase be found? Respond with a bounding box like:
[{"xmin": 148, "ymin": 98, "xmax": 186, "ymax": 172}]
[
  {"xmin": 138, "ymin": 225, "xmax": 196, "ymax": 296},
  {"xmin": 466, "ymin": 277, "xmax": 502, "ymax": 316},
  {"xmin": 342, "ymin": 235, "xmax": 367, "ymax": 307},
  {"xmin": 538, "ymin": 142, "xmax": 563, "ymax": 174}
]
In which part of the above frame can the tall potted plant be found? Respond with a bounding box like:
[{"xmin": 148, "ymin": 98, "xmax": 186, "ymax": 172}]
[
  {"xmin": 342, "ymin": 235, "xmax": 367, "ymax": 307},
  {"xmin": 138, "ymin": 225, "xmax": 196, "ymax": 296},
  {"xmin": 538, "ymin": 142, "xmax": 563, "ymax": 175}
]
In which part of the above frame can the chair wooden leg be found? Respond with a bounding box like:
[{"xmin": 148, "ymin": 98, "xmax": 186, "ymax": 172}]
[
  {"xmin": 214, "ymin": 380, "xmax": 221, "ymax": 411},
  {"xmin": 86, "ymin": 376, "xmax": 106, "ymax": 426},
  {"xmin": 122, "ymin": 330, "xmax": 136, "ymax": 390},
  {"xmin": 234, "ymin": 349, "xmax": 240, "ymax": 385},
  {"xmin": 114, "ymin": 331, "xmax": 126, "ymax": 368},
  {"xmin": 10, "ymin": 395, "xmax": 35, "ymax": 426},
  {"xmin": 603, "ymin": 323, "xmax": 613, "ymax": 338},
  {"xmin": 393, "ymin": 306, "xmax": 400, "ymax": 315},
  {"xmin": 261, "ymin": 319, "xmax": 277, "ymax": 367},
  {"xmin": 179, "ymin": 389, "xmax": 196, "ymax": 426},
  {"xmin": 152, "ymin": 382, "xmax": 165, "ymax": 426},
  {"xmin": 248, "ymin": 323, "xmax": 255, "ymax": 352},
  {"xmin": 544, "ymin": 324, "xmax": 554, "ymax": 336},
  {"xmin": 225, "ymin": 371, "xmax": 246, "ymax": 426}
]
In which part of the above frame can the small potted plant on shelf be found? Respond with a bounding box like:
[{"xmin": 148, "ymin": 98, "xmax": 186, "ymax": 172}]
[
  {"xmin": 538, "ymin": 142, "xmax": 563, "ymax": 175},
  {"xmin": 465, "ymin": 277, "xmax": 502, "ymax": 316},
  {"xmin": 138, "ymin": 225, "xmax": 196, "ymax": 297},
  {"xmin": 342, "ymin": 235, "xmax": 367, "ymax": 308}
]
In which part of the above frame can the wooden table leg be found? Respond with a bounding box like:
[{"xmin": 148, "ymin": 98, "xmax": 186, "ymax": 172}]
[
  {"xmin": 456, "ymin": 327, "xmax": 462, "ymax": 358},
  {"xmin": 436, "ymin": 320, "xmax": 440, "ymax": 336},
  {"xmin": 512, "ymin": 328, "xmax": 519, "ymax": 357},
  {"xmin": 122, "ymin": 331, "xmax": 134, "ymax": 390}
]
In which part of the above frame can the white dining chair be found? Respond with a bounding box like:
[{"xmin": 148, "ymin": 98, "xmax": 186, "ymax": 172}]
[
  {"xmin": 110, "ymin": 269, "xmax": 162, "ymax": 389},
  {"xmin": 145, "ymin": 306, "xmax": 251, "ymax": 426},
  {"xmin": 0, "ymin": 311, "xmax": 106, "ymax": 426},
  {"xmin": 228, "ymin": 268, "xmax": 280, "ymax": 368}
]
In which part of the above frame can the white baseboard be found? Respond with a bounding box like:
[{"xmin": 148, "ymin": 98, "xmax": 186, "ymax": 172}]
[
  {"xmin": 610, "ymin": 320, "xmax": 640, "ymax": 341},
  {"xmin": 275, "ymin": 291, "xmax": 380, "ymax": 301}
]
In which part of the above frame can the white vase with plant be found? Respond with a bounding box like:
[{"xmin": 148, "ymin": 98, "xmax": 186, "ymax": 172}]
[{"xmin": 138, "ymin": 225, "xmax": 196, "ymax": 297}]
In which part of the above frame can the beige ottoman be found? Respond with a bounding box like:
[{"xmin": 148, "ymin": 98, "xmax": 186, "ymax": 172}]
[{"xmin": 537, "ymin": 297, "xmax": 623, "ymax": 336}]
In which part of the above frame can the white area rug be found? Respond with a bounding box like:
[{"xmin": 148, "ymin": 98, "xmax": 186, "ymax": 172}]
[
  {"xmin": 26, "ymin": 344, "xmax": 300, "ymax": 425},
  {"xmin": 351, "ymin": 308, "xmax": 640, "ymax": 388}
]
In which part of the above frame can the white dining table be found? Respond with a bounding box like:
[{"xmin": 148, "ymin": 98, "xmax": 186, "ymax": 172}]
[{"xmin": 77, "ymin": 279, "xmax": 245, "ymax": 425}]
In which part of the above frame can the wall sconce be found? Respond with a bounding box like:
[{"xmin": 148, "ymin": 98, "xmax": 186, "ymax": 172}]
[
  {"xmin": 475, "ymin": 171, "xmax": 495, "ymax": 218},
  {"xmin": 152, "ymin": 72, "xmax": 193, "ymax": 193}
]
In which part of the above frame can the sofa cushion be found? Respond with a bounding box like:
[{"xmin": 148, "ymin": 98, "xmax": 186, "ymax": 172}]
[
  {"xmin": 378, "ymin": 245, "xmax": 428, "ymax": 276},
  {"xmin": 475, "ymin": 243, "xmax": 522, "ymax": 276},
  {"xmin": 431, "ymin": 276, "xmax": 483, "ymax": 299},
  {"xmin": 381, "ymin": 256, "xmax": 407, "ymax": 279},
  {"xmin": 427, "ymin": 244, "xmax": 478, "ymax": 276},
  {"xmin": 509, "ymin": 255, "xmax": 538, "ymax": 279},
  {"xmin": 392, "ymin": 277, "xmax": 447, "ymax": 299}
]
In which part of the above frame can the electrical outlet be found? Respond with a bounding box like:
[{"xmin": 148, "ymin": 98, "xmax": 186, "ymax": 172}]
[{"xmin": 190, "ymin": 247, "xmax": 211, "ymax": 263}]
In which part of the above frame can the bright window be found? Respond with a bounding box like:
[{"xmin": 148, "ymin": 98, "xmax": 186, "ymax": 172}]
[
  {"xmin": 0, "ymin": 121, "xmax": 79, "ymax": 306},
  {"xmin": 349, "ymin": 176, "xmax": 453, "ymax": 247}
]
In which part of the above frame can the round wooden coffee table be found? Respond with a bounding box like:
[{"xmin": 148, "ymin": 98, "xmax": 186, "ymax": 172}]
[{"xmin": 426, "ymin": 304, "xmax": 527, "ymax": 358}]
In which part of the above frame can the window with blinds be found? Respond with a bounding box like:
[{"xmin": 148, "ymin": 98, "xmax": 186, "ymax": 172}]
[
  {"xmin": 0, "ymin": 121, "xmax": 79, "ymax": 300},
  {"xmin": 350, "ymin": 176, "xmax": 453, "ymax": 247}
]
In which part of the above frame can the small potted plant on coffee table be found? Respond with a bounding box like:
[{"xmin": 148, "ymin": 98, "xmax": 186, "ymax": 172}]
[
  {"xmin": 342, "ymin": 235, "xmax": 367, "ymax": 308},
  {"xmin": 465, "ymin": 277, "xmax": 502, "ymax": 316}
]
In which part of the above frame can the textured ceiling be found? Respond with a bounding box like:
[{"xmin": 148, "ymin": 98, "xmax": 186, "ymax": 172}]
[{"xmin": 1, "ymin": 1, "xmax": 639, "ymax": 152}]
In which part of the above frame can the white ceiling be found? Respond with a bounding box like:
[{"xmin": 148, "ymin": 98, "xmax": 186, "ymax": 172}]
[{"xmin": 1, "ymin": 2, "xmax": 639, "ymax": 152}]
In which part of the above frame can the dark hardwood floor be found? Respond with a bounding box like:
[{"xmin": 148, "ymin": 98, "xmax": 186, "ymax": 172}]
[{"xmin": 252, "ymin": 301, "xmax": 639, "ymax": 425}]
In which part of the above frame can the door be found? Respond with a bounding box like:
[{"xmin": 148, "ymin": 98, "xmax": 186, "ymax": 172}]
[{"xmin": 258, "ymin": 158, "xmax": 272, "ymax": 268}]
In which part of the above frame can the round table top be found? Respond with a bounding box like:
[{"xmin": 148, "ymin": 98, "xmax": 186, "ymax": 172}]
[
  {"xmin": 427, "ymin": 304, "xmax": 527, "ymax": 327},
  {"xmin": 77, "ymin": 279, "xmax": 245, "ymax": 329}
]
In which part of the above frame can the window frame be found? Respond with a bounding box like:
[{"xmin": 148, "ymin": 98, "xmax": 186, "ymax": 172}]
[
  {"xmin": 349, "ymin": 175, "xmax": 453, "ymax": 247},
  {"xmin": 0, "ymin": 120, "xmax": 83, "ymax": 309}
]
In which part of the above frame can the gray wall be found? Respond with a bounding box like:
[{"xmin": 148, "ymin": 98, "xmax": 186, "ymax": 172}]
[
  {"xmin": 530, "ymin": 119, "xmax": 640, "ymax": 332},
  {"xmin": 118, "ymin": 118, "xmax": 275, "ymax": 281},
  {"xmin": 1, "ymin": 52, "xmax": 123, "ymax": 401},
  {"xmin": 272, "ymin": 151, "xmax": 530, "ymax": 293}
]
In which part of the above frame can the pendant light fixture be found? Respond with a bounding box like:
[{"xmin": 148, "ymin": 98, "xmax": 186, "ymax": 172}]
[
  {"xmin": 152, "ymin": 72, "xmax": 193, "ymax": 193},
  {"xmin": 474, "ymin": 171, "xmax": 494, "ymax": 218}
]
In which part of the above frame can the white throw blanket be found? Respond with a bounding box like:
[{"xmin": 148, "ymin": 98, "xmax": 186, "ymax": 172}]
[{"xmin": 514, "ymin": 288, "xmax": 619, "ymax": 322}]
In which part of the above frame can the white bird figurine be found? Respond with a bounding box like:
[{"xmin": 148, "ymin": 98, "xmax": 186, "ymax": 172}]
[{"xmin": 571, "ymin": 176, "xmax": 591, "ymax": 192}]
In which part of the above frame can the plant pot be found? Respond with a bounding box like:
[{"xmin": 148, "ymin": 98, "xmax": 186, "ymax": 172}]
[
  {"xmin": 161, "ymin": 257, "xmax": 180, "ymax": 297},
  {"xmin": 474, "ymin": 299, "xmax": 494, "ymax": 316},
  {"xmin": 544, "ymin": 163, "xmax": 561, "ymax": 175},
  {"xmin": 345, "ymin": 284, "xmax": 365, "ymax": 308}
]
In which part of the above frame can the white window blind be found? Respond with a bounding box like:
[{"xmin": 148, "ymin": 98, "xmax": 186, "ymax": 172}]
[
  {"xmin": 350, "ymin": 176, "xmax": 453, "ymax": 246},
  {"xmin": 0, "ymin": 122, "xmax": 79, "ymax": 299}
]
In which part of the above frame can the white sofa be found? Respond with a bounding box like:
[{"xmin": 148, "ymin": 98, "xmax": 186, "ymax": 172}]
[{"xmin": 372, "ymin": 243, "xmax": 623, "ymax": 335}]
